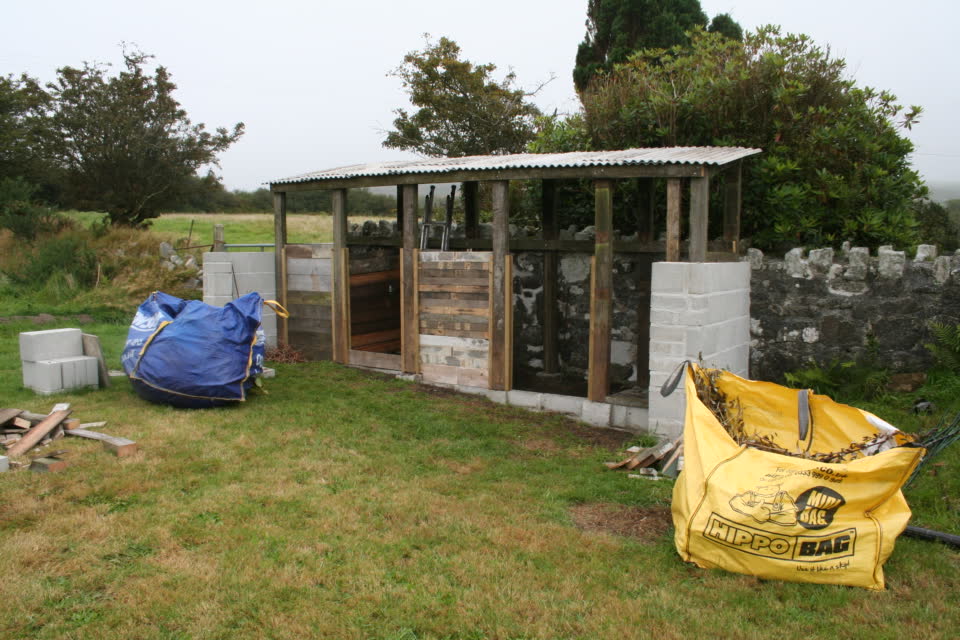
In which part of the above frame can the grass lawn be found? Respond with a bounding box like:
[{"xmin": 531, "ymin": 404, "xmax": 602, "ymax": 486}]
[{"xmin": 1, "ymin": 316, "xmax": 959, "ymax": 639}]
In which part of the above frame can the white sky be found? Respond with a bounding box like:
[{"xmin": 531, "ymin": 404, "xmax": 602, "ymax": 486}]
[{"xmin": 2, "ymin": 1, "xmax": 958, "ymax": 192}]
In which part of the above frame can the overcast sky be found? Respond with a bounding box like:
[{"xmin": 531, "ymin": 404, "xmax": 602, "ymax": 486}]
[{"xmin": 2, "ymin": 1, "xmax": 958, "ymax": 193}]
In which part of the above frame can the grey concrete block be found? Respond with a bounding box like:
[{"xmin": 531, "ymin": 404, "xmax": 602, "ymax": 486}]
[
  {"xmin": 506, "ymin": 389, "xmax": 542, "ymax": 410},
  {"xmin": 228, "ymin": 252, "xmax": 276, "ymax": 272},
  {"xmin": 651, "ymin": 262, "xmax": 689, "ymax": 293},
  {"xmin": 541, "ymin": 393, "xmax": 584, "ymax": 416},
  {"xmin": 0, "ymin": 456, "xmax": 8, "ymax": 472},
  {"xmin": 611, "ymin": 405, "xmax": 648, "ymax": 431},
  {"xmin": 482, "ymin": 389, "xmax": 507, "ymax": 404},
  {"xmin": 60, "ymin": 356, "xmax": 98, "ymax": 390},
  {"xmin": 22, "ymin": 360, "xmax": 63, "ymax": 394},
  {"xmin": 581, "ymin": 400, "xmax": 612, "ymax": 427},
  {"xmin": 234, "ymin": 272, "xmax": 276, "ymax": 295},
  {"xmin": 19, "ymin": 328, "xmax": 83, "ymax": 362}
]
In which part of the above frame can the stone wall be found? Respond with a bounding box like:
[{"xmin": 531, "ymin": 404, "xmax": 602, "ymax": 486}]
[{"xmin": 748, "ymin": 244, "xmax": 960, "ymax": 381}]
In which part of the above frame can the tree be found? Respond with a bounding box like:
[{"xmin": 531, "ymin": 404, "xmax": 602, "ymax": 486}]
[
  {"xmin": 42, "ymin": 48, "xmax": 244, "ymax": 226},
  {"xmin": 574, "ymin": 27, "xmax": 925, "ymax": 248},
  {"xmin": 573, "ymin": 0, "xmax": 741, "ymax": 93},
  {"xmin": 383, "ymin": 36, "xmax": 542, "ymax": 157},
  {"xmin": 0, "ymin": 74, "xmax": 57, "ymax": 197}
]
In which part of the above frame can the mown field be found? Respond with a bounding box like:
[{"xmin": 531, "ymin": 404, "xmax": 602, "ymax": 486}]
[{"xmin": 0, "ymin": 215, "xmax": 958, "ymax": 639}]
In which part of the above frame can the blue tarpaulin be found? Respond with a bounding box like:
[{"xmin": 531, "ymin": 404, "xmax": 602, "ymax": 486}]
[{"xmin": 121, "ymin": 291, "xmax": 267, "ymax": 408}]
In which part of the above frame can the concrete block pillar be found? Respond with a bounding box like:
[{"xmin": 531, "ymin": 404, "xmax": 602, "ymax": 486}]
[{"xmin": 647, "ymin": 261, "xmax": 751, "ymax": 437}]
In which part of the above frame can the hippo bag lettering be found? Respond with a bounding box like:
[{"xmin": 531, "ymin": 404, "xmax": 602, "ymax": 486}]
[
  {"xmin": 671, "ymin": 363, "xmax": 924, "ymax": 590},
  {"xmin": 122, "ymin": 291, "xmax": 273, "ymax": 408}
]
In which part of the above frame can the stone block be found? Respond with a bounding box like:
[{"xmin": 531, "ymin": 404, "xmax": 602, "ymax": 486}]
[
  {"xmin": 227, "ymin": 252, "xmax": 276, "ymax": 273},
  {"xmin": 581, "ymin": 401, "xmax": 612, "ymax": 427},
  {"xmin": 507, "ymin": 389, "xmax": 542, "ymax": 410},
  {"xmin": 19, "ymin": 328, "xmax": 83, "ymax": 362},
  {"xmin": 915, "ymin": 244, "xmax": 937, "ymax": 262},
  {"xmin": 649, "ymin": 325, "xmax": 686, "ymax": 343},
  {"xmin": 234, "ymin": 272, "xmax": 276, "ymax": 296},
  {"xmin": 807, "ymin": 248, "xmax": 834, "ymax": 275},
  {"xmin": 0, "ymin": 456, "xmax": 8, "ymax": 472},
  {"xmin": 482, "ymin": 389, "xmax": 507, "ymax": 404},
  {"xmin": 784, "ymin": 248, "xmax": 808, "ymax": 278},
  {"xmin": 688, "ymin": 262, "xmax": 750, "ymax": 294},
  {"xmin": 746, "ymin": 248, "xmax": 764, "ymax": 270},
  {"xmin": 541, "ymin": 393, "xmax": 584, "ymax": 416},
  {"xmin": 651, "ymin": 262, "xmax": 690, "ymax": 293},
  {"xmin": 201, "ymin": 260, "xmax": 234, "ymax": 273},
  {"xmin": 878, "ymin": 248, "xmax": 905, "ymax": 279},
  {"xmin": 934, "ymin": 256, "xmax": 952, "ymax": 284},
  {"xmin": 650, "ymin": 293, "xmax": 687, "ymax": 312}
]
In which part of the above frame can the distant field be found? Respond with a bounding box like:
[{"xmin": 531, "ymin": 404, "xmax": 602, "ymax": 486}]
[{"xmin": 67, "ymin": 212, "xmax": 393, "ymax": 248}]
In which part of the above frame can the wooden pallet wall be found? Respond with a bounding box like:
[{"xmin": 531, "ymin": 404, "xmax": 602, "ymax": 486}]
[
  {"xmin": 418, "ymin": 251, "xmax": 493, "ymax": 388},
  {"xmin": 285, "ymin": 244, "xmax": 333, "ymax": 360},
  {"xmin": 349, "ymin": 249, "xmax": 401, "ymax": 355}
]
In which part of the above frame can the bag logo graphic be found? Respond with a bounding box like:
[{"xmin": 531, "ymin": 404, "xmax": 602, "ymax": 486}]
[
  {"xmin": 795, "ymin": 486, "xmax": 845, "ymax": 530},
  {"xmin": 729, "ymin": 484, "xmax": 798, "ymax": 526},
  {"xmin": 703, "ymin": 513, "xmax": 856, "ymax": 562}
]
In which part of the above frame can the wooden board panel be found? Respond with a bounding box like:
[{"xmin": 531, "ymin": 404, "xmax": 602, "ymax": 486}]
[
  {"xmin": 350, "ymin": 269, "xmax": 401, "ymax": 286},
  {"xmin": 421, "ymin": 261, "xmax": 489, "ymax": 271},
  {"xmin": 288, "ymin": 273, "xmax": 332, "ymax": 293},
  {"xmin": 349, "ymin": 350, "xmax": 402, "ymax": 370},
  {"xmin": 353, "ymin": 340, "xmax": 401, "ymax": 353},
  {"xmin": 351, "ymin": 329, "xmax": 401, "ymax": 348},
  {"xmin": 420, "ymin": 363, "xmax": 489, "ymax": 387},
  {"xmin": 287, "ymin": 258, "xmax": 332, "ymax": 277},
  {"xmin": 418, "ymin": 283, "xmax": 489, "ymax": 294},
  {"xmin": 420, "ymin": 297, "xmax": 488, "ymax": 310},
  {"xmin": 287, "ymin": 290, "xmax": 332, "ymax": 306},
  {"xmin": 418, "ymin": 268, "xmax": 489, "ymax": 281},
  {"xmin": 420, "ymin": 251, "xmax": 492, "ymax": 263},
  {"xmin": 420, "ymin": 291, "xmax": 488, "ymax": 302}
]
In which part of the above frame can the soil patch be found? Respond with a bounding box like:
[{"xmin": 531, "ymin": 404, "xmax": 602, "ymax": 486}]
[{"xmin": 570, "ymin": 503, "xmax": 673, "ymax": 542}]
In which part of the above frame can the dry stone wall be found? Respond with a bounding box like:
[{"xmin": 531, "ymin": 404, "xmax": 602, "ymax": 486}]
[{"xmin": 748, "ymin": 244, "xmax": 960, "ymax": 381}]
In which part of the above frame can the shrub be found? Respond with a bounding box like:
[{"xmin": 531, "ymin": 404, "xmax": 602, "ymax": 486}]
[{"xmin": 925, "ymin": 322, "xmax": 960, "ymax": 372}]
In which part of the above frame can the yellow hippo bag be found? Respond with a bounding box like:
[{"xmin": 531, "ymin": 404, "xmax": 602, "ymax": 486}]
[{"xmin": 670, "ymin": 363, "xmax": 924, "ymax": 590}]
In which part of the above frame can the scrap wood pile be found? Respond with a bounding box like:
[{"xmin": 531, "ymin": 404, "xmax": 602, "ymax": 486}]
[
  {"xmin": 0, "ymin": 405, "xmax": 137, "ymax": 472},
  {"xmin": 605, "ymin": 437, "xmax": 683, "ymax": 480}
]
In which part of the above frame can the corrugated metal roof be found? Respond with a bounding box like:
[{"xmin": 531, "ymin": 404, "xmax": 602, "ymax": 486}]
[{"xmin": 270, "ymin": 146, "xmax": 761, "ymax": 185}]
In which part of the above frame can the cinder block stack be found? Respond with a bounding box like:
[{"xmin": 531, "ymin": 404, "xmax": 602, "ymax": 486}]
[{"xmin": 19, "ymin": 328, "xmax": 99, "ymax": 394}]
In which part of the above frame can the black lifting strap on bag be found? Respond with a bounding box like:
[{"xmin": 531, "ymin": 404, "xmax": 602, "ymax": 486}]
[
  {"xmin": 660, "ymin": 360, "xmax": 691, "ymax": 397},
  {"xmin": 797, "ymin": 388, "xmax": 814, "ymax": 452}
]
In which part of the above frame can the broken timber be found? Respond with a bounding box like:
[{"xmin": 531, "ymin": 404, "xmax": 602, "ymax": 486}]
[
  {"xmin": 6, "ymin": 409, "xmax": 71, "ymax": 458},
  {"xmin": 66, "ymin": 428, "xmax": 138, "ymax": 457}
]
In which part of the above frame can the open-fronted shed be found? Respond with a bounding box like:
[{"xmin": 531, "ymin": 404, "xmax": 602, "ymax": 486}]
[{"xmin": 269, "ymin": 146, "xmax": 759, "ymax": 430}]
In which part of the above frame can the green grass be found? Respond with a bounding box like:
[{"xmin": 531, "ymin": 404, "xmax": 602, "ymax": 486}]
[{"xmin": 1, "ymin": 314, "xmax": 959, "ymax": 639}]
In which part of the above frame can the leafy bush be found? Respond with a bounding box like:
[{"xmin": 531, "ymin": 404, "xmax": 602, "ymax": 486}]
[
  {"xmin": 784, "ymin": 357, "xmax": 890, "ymax": 402},
  {"xmin": 0, "ymin": 177, "xmax": 69, "ymax": 240},
  {"xmin": 925, "ymin": 322, "xmax": 960, "ymax": 372},
  {"xmin": 11, "ymin": 233, "xmax": 98, "ymax": 289}
]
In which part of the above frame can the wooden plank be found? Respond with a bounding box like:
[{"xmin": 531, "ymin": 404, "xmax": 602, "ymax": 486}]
[
  {"xmin": 66, "ymin": 428, "xmax": 138, "ymax": 457},
  {"xmin": 287, "ymin": 290, "xmax": 332, "ymax": 305},
  {"xmin": 286, "ymin": 258, "xmax": 333, "ymax": 277},
  {"xmin": 401, "ymin": 184, "xmax": 418, "ymax": 373},
  {"xmin": 418, "ymin": 305, "xmax": 489, "ymax": 317},
  {"xmin": 458, "ymin": 366, "xmax": 489, "ymax": 387},
  {"xmin": 419, "ymin": 297, "xmax": 488, "ymax": 310},
  {"xmin": 420, "ymin": 261, "xmax": 490, "ymax": 272},
  {"xmin": 420, "ymin": 363, "xmax": 460, "ymax": 385},
  {"xmin": 689, "ymin": 175, "xmax": 710, "ymax": 263},
  {"xmin": 279, "ymin": 246, "xmax": 289, "ymax": 345},
  {"xmin": 352, "ymin": 340, "xmax": 401, "ymax": 353},
  {"xmin": 666, "ymin": 178, "xmax": 681, "ymax": 262},
  {"xmin": 331, "ymin": 189, "xmax": 349, "ymax": 363},
  {"xmin": 417, "ymin": 283, "xmax": 489, "ymax": 294},
  {"xmin": 418, "ymin": 268, "xmax": 490, "ymax": 281},
  {"xmin": 588, "ymin": 180, "xmax": 613, "ymax": 403},
  {"xmin": 287, "ymin": 273, "xmax": 332, "ymax": 292},
  {"xmin": 420, "ymin": 317, "xmax": 489, "ymax": 331},
  {"xmin": 81, "ymin": 334, "xmax": 110, "ymax": 388},
  {"xmin": 723, "ymin": 161, "xmax": 742, "ymax": 253},
  {"xmin": 350, "ymin": 329, "xmax": 401, "ymax": 348},
  {"xmin": 0, "ymin": 409, "xmax": 24, "ymax": 427},
  {"xmin": 505, "ymin": 255, "xmax": 513, "ymax": 391},
  {"xmin": 419, "ymin": 328, "xmax": 488, "ymax": 340},
  {"xmin": 419, "ymin": 251, "xmax": 492, "ymax": 263},
  {"xmin": 488, "ymin": 180, "xmax": 509, "ymax": 391},
  {"xmin": 6, "ymin": 409, "xmax": 71, "ymax": 458},
  {"xmin": 349, "ymin": 269, "xmax": 401, "ymax": 286},
  {"xmin": 349, "ymin": 349, "xmax": 402, "ymax": 370}
]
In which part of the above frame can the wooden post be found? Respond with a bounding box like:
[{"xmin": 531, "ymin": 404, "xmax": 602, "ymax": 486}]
[
  {"xmin": 666, "ymin": 178, "xmax": 681, "ymax": 262},
  {"xmin": 723, "ymin": 161, "xmax": 742, "ymax": 254},
  {"xmin": 331, "ymin": 189, "xmax": 349, "ymax": 363},
  {"xmin": 272, "ymin": 192, "xmax": 286, "ymax": 343},
  {"xmin": 689, "ymin": 175, "xmax": 710, "ymax": 263},
  {"xmin": 541, "ymin": 179, "xmax": 559, "ymax": 374},
  {"xmin": 401, "ymin": 184, "xmax": 419, "ymax": 374},
  {"xmin": 488, "ymin": 180, "xmax": 509, "ymax": 391},
  {"xmin": 588, "ymin": 179, "xmax": 613, "ymax": 403},
  {"xmin": 464, "ymin": 181, "xmax": 479, "ymax": 240},
  {"xmin": 637, "ymin": 179, "xmax": 656, "ymax": 243},
  {"xmin": 214, "ymin": 223, "xmax": 226, "ymax": 252}
]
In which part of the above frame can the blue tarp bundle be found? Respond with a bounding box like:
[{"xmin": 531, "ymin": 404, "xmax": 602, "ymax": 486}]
[{"xmin": 121, "ymin": 291, "xmax": 267, "ymax": 408}]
